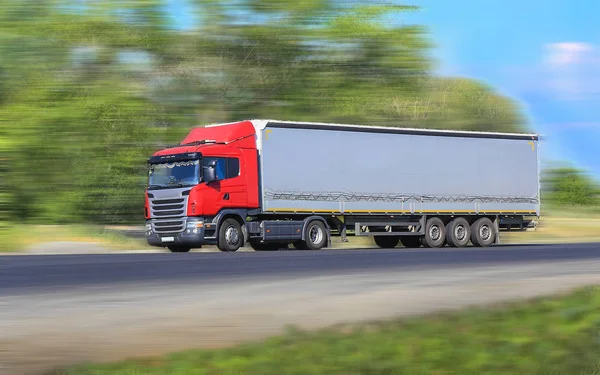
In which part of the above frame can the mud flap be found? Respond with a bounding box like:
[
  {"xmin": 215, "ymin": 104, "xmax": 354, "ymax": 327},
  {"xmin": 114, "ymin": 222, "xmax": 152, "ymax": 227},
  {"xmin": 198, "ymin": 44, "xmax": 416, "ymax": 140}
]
[{"xmin": 494, "ymin": 216, "xmax": 501, "ymax": 244}]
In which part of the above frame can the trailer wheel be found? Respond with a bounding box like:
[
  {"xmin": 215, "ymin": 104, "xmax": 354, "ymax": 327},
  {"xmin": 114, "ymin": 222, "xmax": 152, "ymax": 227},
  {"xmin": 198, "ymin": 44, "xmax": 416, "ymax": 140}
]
[
  {"xmin": 217, "ymin": 218, "xmax": 244, "ymax": 252},
  {"xmin": 302, "ymin": 220, "xmax": 328, "ymax": 250},
  {"xmin": 374, "ymin": 236, "xmax": 400, "ymax": 249},
  {"xmin": 446, "ymin": 217, "xmax": 471, "ymax": 248},
  {"xmin": 470, "ymin": 217, "xmax": 496, "ymax": 247},
  {"xmin": 422, "ymin": 217, "xmax": 446, "ymax": 248},
  {"xmin": 400, "ymin": 236, "xmax": 422, "ymax": 248},
  {"xmin": 167, "ymin": 246, "xmax": 191, "ymax": 253}
]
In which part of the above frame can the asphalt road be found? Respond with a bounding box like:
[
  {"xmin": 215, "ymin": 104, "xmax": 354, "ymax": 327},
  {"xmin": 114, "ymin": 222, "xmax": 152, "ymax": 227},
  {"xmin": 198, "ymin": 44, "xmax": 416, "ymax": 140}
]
[
  {"xmin": 2, "ymin": 243, "xmax": 600, "ymax": 374},
  {"xmin": 3, "ymin": 242, "xmax": 600, "ymax": 295}
]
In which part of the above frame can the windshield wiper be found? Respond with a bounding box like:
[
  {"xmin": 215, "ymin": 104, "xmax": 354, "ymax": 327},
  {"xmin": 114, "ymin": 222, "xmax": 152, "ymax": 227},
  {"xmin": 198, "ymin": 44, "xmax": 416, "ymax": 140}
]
[
  {"xmin": 168, "ymin": 182, "xmax": 197, "ymax": 188},
  {"xmin": 148, "ymin": 182, "xmax": 195, "ymax": 190}
]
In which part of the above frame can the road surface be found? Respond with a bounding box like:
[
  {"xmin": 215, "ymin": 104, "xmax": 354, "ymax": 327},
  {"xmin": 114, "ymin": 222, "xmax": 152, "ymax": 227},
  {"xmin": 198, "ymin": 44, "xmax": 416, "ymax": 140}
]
[{"xmin": 2, "ymin": 243, "xmax": 600, "ymax": 374}]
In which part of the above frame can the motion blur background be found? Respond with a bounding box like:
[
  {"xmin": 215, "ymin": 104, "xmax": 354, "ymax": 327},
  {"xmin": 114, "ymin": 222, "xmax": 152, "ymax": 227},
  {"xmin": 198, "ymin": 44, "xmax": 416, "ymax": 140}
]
[{"xmin": 1, "ymin": 0, "xmax": 598, "ymax": 251}]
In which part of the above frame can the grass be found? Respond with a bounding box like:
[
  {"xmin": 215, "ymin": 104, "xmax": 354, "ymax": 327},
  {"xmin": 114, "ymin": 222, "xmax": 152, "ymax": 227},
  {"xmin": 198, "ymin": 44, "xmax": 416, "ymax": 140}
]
[
  {"xmin": 46, "ymin": 286, "xmax": 600, "ymax": 375},
  {"xmin": 0, "ymin": 224, "xmax": 150, "ymax": 252},
  {"xmin": 501, "ymin": 216, "xmax": 600, "ymax": 245}
]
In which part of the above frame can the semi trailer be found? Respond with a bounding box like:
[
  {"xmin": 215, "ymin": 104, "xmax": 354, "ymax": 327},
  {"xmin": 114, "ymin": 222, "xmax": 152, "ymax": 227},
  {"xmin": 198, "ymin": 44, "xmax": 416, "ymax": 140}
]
[{"xmin": 144, "ymin": 119, "xmax": 540, "ymax": 252}]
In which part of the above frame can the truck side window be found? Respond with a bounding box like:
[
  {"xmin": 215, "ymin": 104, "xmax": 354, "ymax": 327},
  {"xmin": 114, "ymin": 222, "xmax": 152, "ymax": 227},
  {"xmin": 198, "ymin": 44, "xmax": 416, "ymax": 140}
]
[
  {"xmin": 214, "ymin": 159, "xmax": 226, "ymax": 180},
  {"xmin": 227, "ymin": 158, "xmax": 240, "ymax": 178},
  {"xmin": 203, "ymin": 157, "xmax": 240, "ymax": 181}
]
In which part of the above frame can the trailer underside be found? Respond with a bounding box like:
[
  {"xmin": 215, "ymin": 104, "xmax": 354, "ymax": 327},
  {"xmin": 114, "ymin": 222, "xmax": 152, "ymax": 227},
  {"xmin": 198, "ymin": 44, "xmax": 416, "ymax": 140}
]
[{"xmin": 242, "ymin": 211, "xmax": 538, "ymax": 251}]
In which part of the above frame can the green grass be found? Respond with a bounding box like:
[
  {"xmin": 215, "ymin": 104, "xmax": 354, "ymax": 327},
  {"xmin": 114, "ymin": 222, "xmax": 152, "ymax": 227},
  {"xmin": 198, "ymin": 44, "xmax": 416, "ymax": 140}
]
[
  {"xmin": 47, "ymin": 286, "xmax": 600, "ymax": 375},
  {"xmin": 501, "ymin": 208, "xmax": 600, "ymax": 245}
]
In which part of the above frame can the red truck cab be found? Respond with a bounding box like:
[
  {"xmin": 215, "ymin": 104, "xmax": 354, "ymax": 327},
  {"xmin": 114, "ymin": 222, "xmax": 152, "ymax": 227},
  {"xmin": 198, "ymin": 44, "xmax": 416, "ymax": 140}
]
[{"xmin": 145, "ymin": 121, "xmax": 260, "ymax": 252}]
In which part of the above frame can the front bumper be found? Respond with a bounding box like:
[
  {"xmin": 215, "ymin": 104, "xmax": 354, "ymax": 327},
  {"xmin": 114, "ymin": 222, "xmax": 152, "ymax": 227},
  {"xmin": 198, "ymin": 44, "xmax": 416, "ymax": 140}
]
[{"xmin": 146, "ymin": 217, "xmax": 217, "ymax": 247}]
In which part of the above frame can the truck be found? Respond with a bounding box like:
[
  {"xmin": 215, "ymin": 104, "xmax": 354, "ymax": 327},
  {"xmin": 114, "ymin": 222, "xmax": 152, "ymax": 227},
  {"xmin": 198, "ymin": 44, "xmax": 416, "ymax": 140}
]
[{"xmin": 144, "ymin": 119, "xmax": 540, "ymax": 252}]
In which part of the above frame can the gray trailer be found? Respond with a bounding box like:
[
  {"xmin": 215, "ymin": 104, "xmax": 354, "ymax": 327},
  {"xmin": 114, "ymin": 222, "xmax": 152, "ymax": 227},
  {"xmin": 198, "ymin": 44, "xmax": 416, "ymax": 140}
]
[{"xmin": 249, "ymin": 120, "xmax": 539, "ymax": 249}]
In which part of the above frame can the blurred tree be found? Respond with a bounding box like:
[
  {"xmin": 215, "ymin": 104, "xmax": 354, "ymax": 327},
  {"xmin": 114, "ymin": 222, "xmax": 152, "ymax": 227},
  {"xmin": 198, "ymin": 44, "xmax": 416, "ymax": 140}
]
[
  {"xmin": 0, "ymin": 0, "xmax": 166, "ymax": 223},
  {"xmin": 384, "ymin": 77, "xmax": 525, "ymax": 132},
  {"xmin": 0, "ymin": 137, "xmax": 9, "ymax": 230},
  {"xmin": 543, "ymin": 166, "xmax": 599, "ymax": 207},
  {"xmin": 0, "ymin": 0, "xmax": 532, "ymax": 225}
]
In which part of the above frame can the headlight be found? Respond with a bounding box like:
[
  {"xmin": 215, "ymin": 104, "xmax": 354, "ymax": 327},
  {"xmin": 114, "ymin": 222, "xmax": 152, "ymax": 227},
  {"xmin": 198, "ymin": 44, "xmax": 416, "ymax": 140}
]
[
  {"xmin": 187, "ymin": 220, "xmax": 204, "ymax": 229},
  {"xmin": 146, "ymin": 223, "xmax": 152, "ymax": 232}
]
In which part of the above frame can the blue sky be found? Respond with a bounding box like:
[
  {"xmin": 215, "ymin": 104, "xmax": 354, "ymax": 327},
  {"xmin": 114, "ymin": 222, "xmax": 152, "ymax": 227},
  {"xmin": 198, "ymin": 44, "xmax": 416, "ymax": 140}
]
[
  {"xmin": 166, "ymin": 0, "xmax": 600, "ymax": 178},
  {"xmin": 406, "ymin": 0, "xmax": 600, "ymax": 178}
]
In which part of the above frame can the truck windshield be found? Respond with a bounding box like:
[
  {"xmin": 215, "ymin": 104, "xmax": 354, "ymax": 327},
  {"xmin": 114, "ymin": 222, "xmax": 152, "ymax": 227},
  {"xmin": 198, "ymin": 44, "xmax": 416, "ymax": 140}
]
[{"xmin": 148, "ymin": 159, "xmax": 200, "ymax": 189}]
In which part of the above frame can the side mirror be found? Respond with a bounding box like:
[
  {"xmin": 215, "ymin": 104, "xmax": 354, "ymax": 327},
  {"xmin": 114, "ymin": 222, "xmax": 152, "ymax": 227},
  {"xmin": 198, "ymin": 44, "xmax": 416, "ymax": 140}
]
[{"xmin": 203, "ymin": 160, "xmax": 218, "ymax": 183}]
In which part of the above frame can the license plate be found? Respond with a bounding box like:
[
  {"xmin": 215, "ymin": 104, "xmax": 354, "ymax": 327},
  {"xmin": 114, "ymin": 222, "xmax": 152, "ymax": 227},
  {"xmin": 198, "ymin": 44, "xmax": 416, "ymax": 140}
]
[{"xmin": 161, "ymin": 237, "xmax": 175, "ymax": 242}]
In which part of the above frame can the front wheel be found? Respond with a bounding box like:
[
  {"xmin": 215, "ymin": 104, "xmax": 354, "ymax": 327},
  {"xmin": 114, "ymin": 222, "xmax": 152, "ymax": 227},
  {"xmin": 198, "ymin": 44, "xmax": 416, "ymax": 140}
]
[{"xmin": 217, "ymin": 218, "xmax": 244, "ymax": 252}]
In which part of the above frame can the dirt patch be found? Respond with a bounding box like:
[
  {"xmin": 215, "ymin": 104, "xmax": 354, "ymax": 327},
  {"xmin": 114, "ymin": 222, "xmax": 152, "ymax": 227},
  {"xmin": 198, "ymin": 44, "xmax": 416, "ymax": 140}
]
[{"xmin": 25, "ymin": 241, "xmax": 114, "ymax": 255}]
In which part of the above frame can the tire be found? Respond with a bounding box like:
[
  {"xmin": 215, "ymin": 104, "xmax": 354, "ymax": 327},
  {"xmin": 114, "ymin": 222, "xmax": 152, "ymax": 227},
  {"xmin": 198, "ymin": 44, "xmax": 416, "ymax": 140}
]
[
  {"xmin": 400, "ymin": 236, "xmax": 422, "ymax": 248},
  {"xmin": 249, "ymin": 241, "xmax": 287, "ymax": 251},
  {"xmin": 446, "ymin": 217, "xmax": 471, "ymax": 248},
  {"xmin": 374, "ymin": 236, "xmax": 400, "ymax": 249},
  {"xmin": 470, "ymin": 217, "xmax": 496, "ymax": 247},
  {"xmin": 168, "ymin": 246, "xmax": 191, "ymax": 253},
  {"xmin": 422, "ymin": 217, "xmax": 446, "ymax": 248},
  {"xmin": 301, "ymin": 220, "xmax": 328, "ymax": 250},
  {"xmin": 217, "ymin": 218, "xmax": 244, "ymax": 252}
]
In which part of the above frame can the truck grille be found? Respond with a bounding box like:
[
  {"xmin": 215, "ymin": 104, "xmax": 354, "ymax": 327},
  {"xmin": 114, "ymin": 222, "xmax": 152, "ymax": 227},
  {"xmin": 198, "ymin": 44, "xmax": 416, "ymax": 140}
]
[
  {"xmin": 153, "ymin": 220, "xmax": 185, "ymax": 233},
  {"xmin": 150, "ymin": 197, "xmax": 187, "ymax": 234}
]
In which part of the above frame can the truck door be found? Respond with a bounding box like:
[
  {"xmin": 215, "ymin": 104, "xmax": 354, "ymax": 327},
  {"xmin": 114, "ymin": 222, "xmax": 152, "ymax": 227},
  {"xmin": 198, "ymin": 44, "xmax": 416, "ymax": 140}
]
[{"xmin": 203, "ymin": 156, "xmax": 246, "ymax": 214}]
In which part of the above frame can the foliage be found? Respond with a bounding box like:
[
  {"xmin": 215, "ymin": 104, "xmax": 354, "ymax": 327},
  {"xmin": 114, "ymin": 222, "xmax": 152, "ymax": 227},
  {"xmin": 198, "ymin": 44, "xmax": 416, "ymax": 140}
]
[
  {"xmin": 48, "ymin": 286, "xmax": 600, "ymax": 374},
  {"xmin": 385, "ymin": 77, "xmax": 525, "ymax": 132},
  {"xmin": 1, "ymin": 0, "xmax": 529, "ymax": 226},
  {"xmin": 543, "ymin": 166, "xmax": 600, "ymax": 207},
  {"xmin": 0, "ymin": 137, "xmax": 8, "ymax": 231}
]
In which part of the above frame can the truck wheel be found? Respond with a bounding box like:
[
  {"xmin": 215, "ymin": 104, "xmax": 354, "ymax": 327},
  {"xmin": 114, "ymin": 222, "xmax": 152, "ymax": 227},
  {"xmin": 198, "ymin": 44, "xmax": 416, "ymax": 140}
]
[
  {"xmin": 217, "ymin": 218, "xmax": 244, "ymax": 252},
  {"xmin": 400, "ymin": 236, "xmax": 422, "ymax": 248},
  {"xmin": 422, "ymin": 217, "xmax": 446, "ymax": 248},
  {"xmin": 167, "ymin": 246, "xmax": 191, "ymax": 253},
  {"xmin": 446, "ymin": 217, "xmax": 471, "ymax": 248},
  {"xmin": 374, "ymin": 236, "xmax": 400, "ymax": 249},
  {"xmin": 302, "ymin": 220, "xmax": 328, "ymax": 250},
  {"xmin": 470, "ymin": 217, "xmax": 496, "ymax": 247}
]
